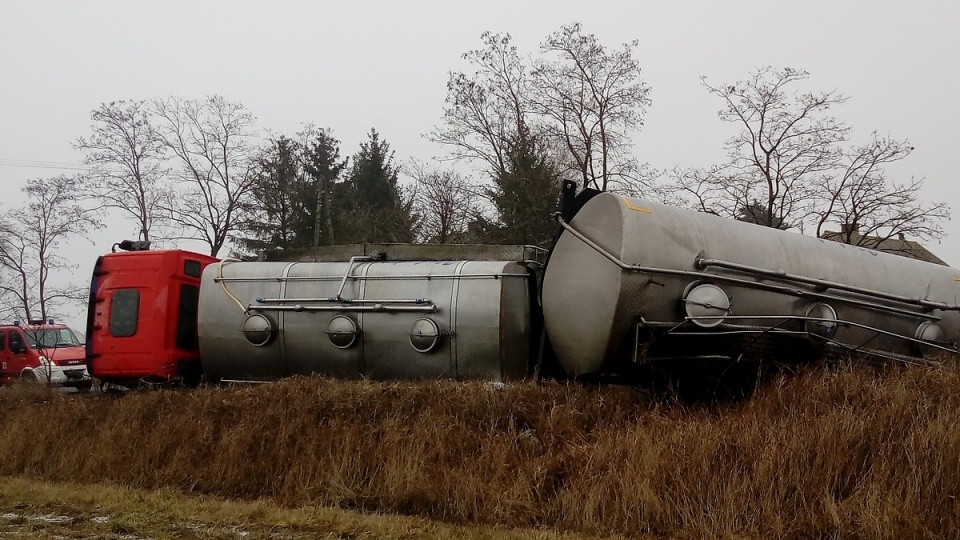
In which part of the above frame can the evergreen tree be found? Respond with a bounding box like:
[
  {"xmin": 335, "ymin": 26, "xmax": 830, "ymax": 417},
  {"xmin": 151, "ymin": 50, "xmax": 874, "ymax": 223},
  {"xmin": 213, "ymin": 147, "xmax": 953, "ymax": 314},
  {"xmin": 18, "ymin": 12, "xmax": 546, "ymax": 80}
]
[
  {"xmin": 485, "ymin": 127, "xmax": 561, "ymax": 245},
  {"xmin": 339, "ymin": 129, "xmax": 414, "ymax": 243},
  {"xmin": 302, "ymin": 128, "xmax": 349, "ymax": 246},
  {"xmin": 737, "ymin": 200, "xmax": 791, "ymax": 230},
  {"xmin": 239, "ymin": 137, "xmax": 301, "ymax": 253},
  {"xmin": 237, "ymin": 129, "xmax": 347, "ymax": 254}
]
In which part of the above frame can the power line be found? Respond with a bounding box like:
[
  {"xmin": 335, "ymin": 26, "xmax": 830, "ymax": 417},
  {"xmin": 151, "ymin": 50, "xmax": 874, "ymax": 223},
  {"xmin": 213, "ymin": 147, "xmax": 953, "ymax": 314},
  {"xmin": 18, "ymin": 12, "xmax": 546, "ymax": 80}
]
[{"xmin": 0, "ymin": 158, "xmax": 92, "ymax": 171}]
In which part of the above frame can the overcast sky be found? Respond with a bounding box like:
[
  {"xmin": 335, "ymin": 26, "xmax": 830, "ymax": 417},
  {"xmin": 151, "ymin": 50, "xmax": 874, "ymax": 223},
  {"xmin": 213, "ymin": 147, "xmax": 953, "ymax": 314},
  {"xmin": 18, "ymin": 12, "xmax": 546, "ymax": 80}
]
[{"xmin": 1, "ymin": 0, "xmax": 959, "ymax": 327}]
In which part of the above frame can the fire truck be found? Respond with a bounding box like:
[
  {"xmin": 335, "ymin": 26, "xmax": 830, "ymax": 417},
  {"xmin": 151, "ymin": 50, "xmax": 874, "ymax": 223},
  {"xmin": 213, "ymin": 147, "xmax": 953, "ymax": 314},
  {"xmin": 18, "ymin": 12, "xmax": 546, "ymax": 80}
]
[{"xmin": 0, "ymin": 319, "xmax": 92, "ymax": 390}]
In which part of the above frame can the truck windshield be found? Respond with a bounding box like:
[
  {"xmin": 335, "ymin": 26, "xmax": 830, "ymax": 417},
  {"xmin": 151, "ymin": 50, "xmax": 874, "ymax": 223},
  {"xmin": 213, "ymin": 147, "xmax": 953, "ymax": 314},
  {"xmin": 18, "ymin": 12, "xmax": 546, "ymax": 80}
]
[{"xmin": 24, "ymin": 328, "xmax": 82, "ymax": 349}]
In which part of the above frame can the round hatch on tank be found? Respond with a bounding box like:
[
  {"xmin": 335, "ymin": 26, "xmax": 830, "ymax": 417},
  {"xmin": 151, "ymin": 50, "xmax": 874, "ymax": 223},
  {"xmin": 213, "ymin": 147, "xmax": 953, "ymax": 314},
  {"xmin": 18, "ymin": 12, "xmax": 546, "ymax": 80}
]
[
  {"xmin": 682, "ymin": 282, "xmax": 730, "ymax": 328},
  {"xmin": 913, "ymin": 322, "xmax": 944, "ymax": 357},
  {"xmin": 326, "ymin": 315, "xmax": 360, "ymax": 349},
  {"xmin": 242, "ymin": 313, "xmax": 275, "ymax": 347},
  {"xmin": 804, "ymin": 302, "xmax": 839, "ymax": 340},
  {"xmin": 409, "ymin": 318, "xmax": 441, "ymax": 353}
]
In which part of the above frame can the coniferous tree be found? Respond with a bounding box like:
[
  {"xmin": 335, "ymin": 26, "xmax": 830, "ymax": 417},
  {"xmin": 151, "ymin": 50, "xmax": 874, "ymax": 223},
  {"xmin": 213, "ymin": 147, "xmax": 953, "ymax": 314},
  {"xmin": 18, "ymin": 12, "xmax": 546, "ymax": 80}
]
[
  {"xmin": 239, "ymin": 136, "xmax": 301, "ymax": 253},
  {"xmin": 302, "ymin": 128, "xmax": 349, "ymax": 246},
  {"xmin": 237, "ymin": 129, "xmax": 347, "ymax": 254},
  {"xmin": 339, "ymin": 129, "xmax": 414, "ymax": 243},
  {"xmin": 485, "ymin": 127, "xmax": 561, "ymax": 245}
]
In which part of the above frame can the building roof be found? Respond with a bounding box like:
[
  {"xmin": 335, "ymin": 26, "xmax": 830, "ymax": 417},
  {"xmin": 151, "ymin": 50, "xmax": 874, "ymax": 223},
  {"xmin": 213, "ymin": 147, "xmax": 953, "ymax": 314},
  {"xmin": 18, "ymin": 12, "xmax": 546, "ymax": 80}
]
[{"xmin": 820, "ymin": 226, "xmax": 949, "ymax": 266}]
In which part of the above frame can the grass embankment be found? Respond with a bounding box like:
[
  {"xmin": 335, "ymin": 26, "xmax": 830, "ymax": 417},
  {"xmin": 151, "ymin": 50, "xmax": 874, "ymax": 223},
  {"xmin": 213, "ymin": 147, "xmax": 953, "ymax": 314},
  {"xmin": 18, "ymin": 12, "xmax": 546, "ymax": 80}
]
[
  {"xmin": 1, "ymin": 362, "xmax": 959, "ymax": 539},
  {"xmin": 0, "ymin": 476, "xmax": 592, "ymax": 539}
]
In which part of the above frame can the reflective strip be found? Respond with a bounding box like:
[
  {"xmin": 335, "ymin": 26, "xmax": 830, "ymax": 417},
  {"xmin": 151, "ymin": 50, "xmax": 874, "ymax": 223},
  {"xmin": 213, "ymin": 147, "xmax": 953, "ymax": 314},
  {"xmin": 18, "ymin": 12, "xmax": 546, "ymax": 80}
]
[{"xmin": 620, "ymin": 196, "xmax": 652, "ymax": 213}]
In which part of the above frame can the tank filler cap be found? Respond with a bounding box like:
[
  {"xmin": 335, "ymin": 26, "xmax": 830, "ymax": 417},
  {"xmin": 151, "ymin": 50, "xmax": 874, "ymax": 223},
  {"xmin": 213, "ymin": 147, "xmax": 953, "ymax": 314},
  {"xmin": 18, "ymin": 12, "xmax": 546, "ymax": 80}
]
[
  {"xmin": 682, "ymin": 282, "xmax": 731, "ymax": 328},
  {"xmin": 409, "ymin": 318, "xmax": 441, "ymax": 353},
  {"xmin": 326, "ymin": 315, "xmax": 360, "ymax": 349},
  {"xmin": 913, "ymin": 322, "xmax": 944, "ymax": 357},
  {"xmin": 916, "ymin": 321, "xmax": 944, "ymax": 342},
  {"xmin": 242, "ymin": 314, "xmax": 275, "ymax": 347},
  {"xmin": 804, "ymin": 303, "xmax": 839, "ymax": 340}
]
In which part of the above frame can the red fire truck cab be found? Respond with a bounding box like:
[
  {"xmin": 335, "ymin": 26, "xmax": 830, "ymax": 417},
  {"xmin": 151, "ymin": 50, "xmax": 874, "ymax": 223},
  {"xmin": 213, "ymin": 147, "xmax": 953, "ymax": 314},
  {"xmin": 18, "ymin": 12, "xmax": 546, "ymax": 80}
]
[
  {"xmin": 0, "ymin": 320, "xmax": 91, "ymax": 389},
  {"xmin": 86, "ymin": 242, "xmax": 218, "ymax": 386}
]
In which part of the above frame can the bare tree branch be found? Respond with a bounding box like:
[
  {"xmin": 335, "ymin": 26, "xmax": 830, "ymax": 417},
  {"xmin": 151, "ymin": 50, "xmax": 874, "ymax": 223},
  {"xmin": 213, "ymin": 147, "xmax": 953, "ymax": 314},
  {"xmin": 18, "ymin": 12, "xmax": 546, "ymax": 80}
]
[
  {"xmin": 816, "ymin": 133, "xmax": 949, "ymax": 246},
  {"xmin": 0, "ymin": 176, "xmax": 99, "ymax": 322},
  {"xmin": 408, "ymin": 160, "xmax": 481, "ymax": 243},
  {"xmin": 153, "ymin": 96, "xmax": 258, "ymax": 257},
  {"xmin": 676, "ymin": 67, "xmax": 848, "ymax": 229},
  {"xmin": 75, "ymin": 100, "xmax": 168, "ymax": 243}
]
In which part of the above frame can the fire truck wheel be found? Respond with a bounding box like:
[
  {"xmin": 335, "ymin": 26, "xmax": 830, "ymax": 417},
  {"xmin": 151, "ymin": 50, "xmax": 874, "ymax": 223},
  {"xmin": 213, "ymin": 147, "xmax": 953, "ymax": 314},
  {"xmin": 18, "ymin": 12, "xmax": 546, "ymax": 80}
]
[{"xmin": 20, "ymin": 371, "xmax": 38, "ymax": 384}]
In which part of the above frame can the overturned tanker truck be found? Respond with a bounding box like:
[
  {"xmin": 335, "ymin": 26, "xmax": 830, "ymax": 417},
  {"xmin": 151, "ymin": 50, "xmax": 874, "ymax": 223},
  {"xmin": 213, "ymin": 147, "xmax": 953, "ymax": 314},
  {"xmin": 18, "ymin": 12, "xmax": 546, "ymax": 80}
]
[{"xmin": 86, "ymin": 183, "xmax": 960, "ymax": 386}]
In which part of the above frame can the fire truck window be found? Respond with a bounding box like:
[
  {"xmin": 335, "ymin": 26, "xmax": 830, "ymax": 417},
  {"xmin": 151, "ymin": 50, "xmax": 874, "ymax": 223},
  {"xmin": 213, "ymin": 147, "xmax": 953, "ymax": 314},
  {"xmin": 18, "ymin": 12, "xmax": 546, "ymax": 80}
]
[
  {"xmin": 110, "ymin": 289, "xmax": 140, "ymax": 337},
  {"xmin": 176, "ymin": 284, "xmax": 200, "ymax": 350},
  {"xmin": 0, "ymin": 331, "xmax": 5, "ymax": 351},
  {"xmin": 184, "ymin": 260, "xmax": 202, "ymax": 278},
  {"xmin": 9, "ymin": 332, "xmax": 25, "ymax": 352}
]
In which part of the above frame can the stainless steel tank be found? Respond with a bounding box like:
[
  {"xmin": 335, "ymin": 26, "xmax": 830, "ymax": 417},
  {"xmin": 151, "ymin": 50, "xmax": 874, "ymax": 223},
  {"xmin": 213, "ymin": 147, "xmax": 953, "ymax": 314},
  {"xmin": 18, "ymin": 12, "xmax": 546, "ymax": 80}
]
[
  {"xmin": 198, "ymin": 258, "xmax": 531, "ymax": 382},
  {"xmin": 541, "ymin": 192, "xmax": 960, "ymax": 376}
]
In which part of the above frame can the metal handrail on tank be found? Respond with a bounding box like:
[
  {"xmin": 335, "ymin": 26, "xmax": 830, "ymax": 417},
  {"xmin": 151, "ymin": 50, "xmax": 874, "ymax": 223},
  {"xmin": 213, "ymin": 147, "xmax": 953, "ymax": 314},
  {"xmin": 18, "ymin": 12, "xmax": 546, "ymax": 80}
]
[
  {"xmin": 256, "ymin": 297, "xmax": 434, "ymax": 305},
  {"xmin": 639, "ymin": 315, "xmax": 958, "ymax": 355},
  {"xmin": 241, "ymin": 255, "xmax": 443, "ymax": 314},
  {"xmin": 694, "ymin": 256, "xmax": 960, "ymax": 312},
  {"xmin": 214, "ymin": 273, "xmax": 526, "ymax": 283},
  {"xmin": 336, "ymin": 255, "xmax": 373, "ymax": 301},
  {"xmin": 248, "ymin": 303, "xmax": 437, "ymax": 313},
  {"xmin": 249, "ymin": 295, "xmax": 438, "ymax": 314},
  {"xmin": 555, "ymin": 216, "xmax": 943, "ymax": 321},
  {"xmin": 521, "ymin": 245, "xmax": 550, "ymax": 268}
]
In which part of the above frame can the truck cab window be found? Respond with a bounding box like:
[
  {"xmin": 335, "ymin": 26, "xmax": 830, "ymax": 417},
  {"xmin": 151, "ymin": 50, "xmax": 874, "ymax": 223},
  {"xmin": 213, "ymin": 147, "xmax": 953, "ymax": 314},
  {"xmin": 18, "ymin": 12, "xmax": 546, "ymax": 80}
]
[{"xmin": 110, "ymin": 289, "xmax": 140, "ymax": 337}]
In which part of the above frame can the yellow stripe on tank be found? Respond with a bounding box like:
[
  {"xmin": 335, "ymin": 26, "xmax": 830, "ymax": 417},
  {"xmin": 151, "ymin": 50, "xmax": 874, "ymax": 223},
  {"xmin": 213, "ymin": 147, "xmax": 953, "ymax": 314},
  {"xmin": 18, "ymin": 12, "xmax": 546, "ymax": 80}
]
[{"xmin": 620, "ymin": 196, "xmax": 652, "ymax": 213}]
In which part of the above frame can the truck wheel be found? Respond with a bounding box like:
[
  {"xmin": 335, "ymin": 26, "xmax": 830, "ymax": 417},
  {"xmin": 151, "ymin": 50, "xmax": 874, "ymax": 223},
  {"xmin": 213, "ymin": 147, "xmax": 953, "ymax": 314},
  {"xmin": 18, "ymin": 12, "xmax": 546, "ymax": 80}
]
[
  {"xmin": 20, "ymin": 371, "xmax": 38, "ymax": 383},
  {"xmin": 75, "ymin": 381, "xmax": 93, "ymax": 393}
]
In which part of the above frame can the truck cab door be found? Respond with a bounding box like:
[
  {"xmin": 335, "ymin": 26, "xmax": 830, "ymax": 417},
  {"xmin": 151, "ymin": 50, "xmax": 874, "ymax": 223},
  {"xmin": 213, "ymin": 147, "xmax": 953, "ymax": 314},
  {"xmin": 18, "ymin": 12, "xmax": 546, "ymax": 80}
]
[
  {"xmin": 0, "ymin": 331, "xmax": 8, "ymax": 381},
  {"xmin": 8, "ymin": 330, "xmax": 31, "ymax": 376}
]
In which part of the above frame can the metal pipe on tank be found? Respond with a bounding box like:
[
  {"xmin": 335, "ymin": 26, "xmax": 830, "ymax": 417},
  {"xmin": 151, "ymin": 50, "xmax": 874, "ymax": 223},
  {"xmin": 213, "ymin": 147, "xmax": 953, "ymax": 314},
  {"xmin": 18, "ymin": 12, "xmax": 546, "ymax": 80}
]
[
  {"xmin": 248, "ymin": 304, "xmax": 437, "ymax": 313},
  {"xmin": 695, "ymin": 256, "xmax": 960, "ymax": 311},
  {"xmin": 555, "ymin": 217, "xmax": 940, "ymax": 321},
  {"xmin": 214, "ymin": 273, "xmax": 525, "ymax": 283},
  {"xmin": 543, "ymin": 192, "xmax": 960, "ymax": 376},
  {"xmin": 336, "ymin": 256, "xmax": 373, "ymax": 301},
  {"xmin": 255, "ymin": 297, "xmax": 434, "ymax": 305}
]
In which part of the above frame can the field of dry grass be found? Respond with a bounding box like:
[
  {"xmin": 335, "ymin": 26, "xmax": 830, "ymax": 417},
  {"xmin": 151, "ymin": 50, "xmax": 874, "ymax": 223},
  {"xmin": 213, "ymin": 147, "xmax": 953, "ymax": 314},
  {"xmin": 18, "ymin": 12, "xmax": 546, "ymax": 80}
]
[
  {"xmin": 0, "ymin": 476, "xmax": 597, "ymax": 539},
  {"xmin": 1, "ymin": 360, "xmax": 958, "ymax": 539}
]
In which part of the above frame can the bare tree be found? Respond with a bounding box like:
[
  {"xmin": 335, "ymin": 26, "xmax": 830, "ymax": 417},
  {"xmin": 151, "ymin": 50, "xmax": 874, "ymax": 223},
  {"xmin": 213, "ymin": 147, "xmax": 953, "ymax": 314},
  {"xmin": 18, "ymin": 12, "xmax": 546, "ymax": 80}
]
[
  {"xmin": 429, "ymin": 23, "xmax": 655, "ymax": 243},
  {"xmin": 683, "ymin": 67, "xmax": 849, "ymax": 230},
  {"xmin": 815, "ymin": 133, "xmax": 949, "ymax": 246},
  {"xmin": 429, "ymin": 31, "xmax": 531, "ymax": 176},
  {"xmin": 153, "ymin": 95, "xmax": 257, "ymax": 257},
  {"xmin": 75, "ymin": 100, "xmax": 167, "ymax": 243},
  {"xmin": 0, "ymin": 176, "xmax": 98, "ymax": 323},
  {"xmin": 532, "ymin": 23, "xmax": 652, "ymax": 192},
  {"xmin": 409, "ymin": 161, "xmax": 480, "ymax": 243}
]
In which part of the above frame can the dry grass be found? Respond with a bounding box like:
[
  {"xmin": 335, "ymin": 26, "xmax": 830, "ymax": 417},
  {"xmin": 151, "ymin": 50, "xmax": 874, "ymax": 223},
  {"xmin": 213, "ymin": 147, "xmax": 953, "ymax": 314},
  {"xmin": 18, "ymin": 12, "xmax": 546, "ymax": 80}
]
[
  {"xmin": 0, "ymin": 476, "xmax": 602, "ymax": 539},
  {"xmin": 1, "ymin": 360, "xmax": 959, "ymax": 539}
]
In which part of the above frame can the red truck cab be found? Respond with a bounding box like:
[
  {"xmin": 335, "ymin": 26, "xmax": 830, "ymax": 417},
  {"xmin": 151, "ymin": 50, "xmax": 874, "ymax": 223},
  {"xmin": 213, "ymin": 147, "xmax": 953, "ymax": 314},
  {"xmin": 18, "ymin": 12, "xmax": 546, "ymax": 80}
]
[
  {"xmin": 0, "ymin": 320, "xmax": 91, "ymax": 389},
  {"xmin": 86, "ymin": 242, "xmax": 218, "ymax": 386}
]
